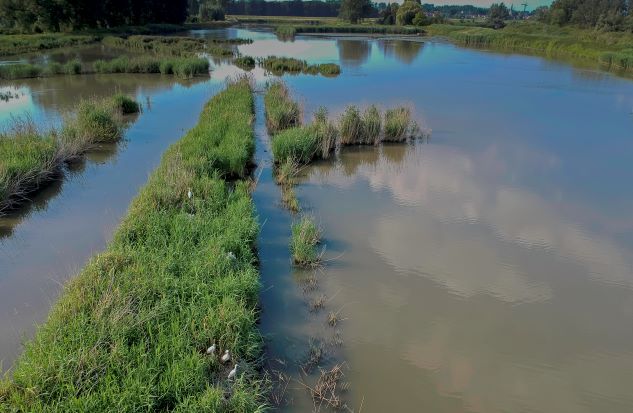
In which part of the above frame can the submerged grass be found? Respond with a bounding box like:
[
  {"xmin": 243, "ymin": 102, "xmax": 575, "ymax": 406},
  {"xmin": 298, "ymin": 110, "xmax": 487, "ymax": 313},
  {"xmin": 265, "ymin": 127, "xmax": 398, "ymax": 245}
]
[
  {"xmin": 264, "ymin": 81, "xmax": 302, "ymax": 134},
  {"xmin": 0, "ymin": 94, "xmax": 138, "ymax": 212},
  {"xmin": 0, "ymin": 79, "xmax": 267, "ymax": 411},
  {"xmin": 291, "ymin": 215, "xmax": 321, "ymax": 267}
]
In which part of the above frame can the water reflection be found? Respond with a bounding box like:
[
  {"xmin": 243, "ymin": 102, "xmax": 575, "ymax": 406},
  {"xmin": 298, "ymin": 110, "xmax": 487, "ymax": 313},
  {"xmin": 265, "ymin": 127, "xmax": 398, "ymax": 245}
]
[
  {"xmin": 377, "ymin": 39, "xmax": 424, "ymax": 64},
  {"xmin": 336, "ymin": 39, "xmax": 371, "ymax": 67},
  {"xmin": 297, "ymin": 142, "xmax": 633, "ymax": 412}
]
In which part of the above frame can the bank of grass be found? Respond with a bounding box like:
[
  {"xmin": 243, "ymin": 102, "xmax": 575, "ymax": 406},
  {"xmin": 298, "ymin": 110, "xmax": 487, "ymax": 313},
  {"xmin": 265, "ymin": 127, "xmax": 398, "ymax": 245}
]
[
  {"xmin": 427, "ymin": 21, "xmax": 633, "ymax": 73},
  {"xmin": 0, "ymin": 94, "xmax": 139, "ymax": 212},
  {"xmin": 271, "ymin": 126, "xmax": 318, "ymax": 164},
  {"xmin": 102, "ymin": 35, "xmax": 246, "ymax": 58},
  {"xmin": 0, "ymin": 79, "xmax": 267, "ymax": 411},
  {"xmin": 259, "ymin": 56, "xmax": 341, "ymax": 76},
  {"xmin": 291, "ymin": 215, "xmax": 322, "ymax": 266},
  {"xmin": 0, "ymin": 55, "xmax": 209, "ymax": 80},
  {"xmin": 94, "ymin": 56, "xmax": 210, "ymax": 78},
  {"xmin": 274, "ymin": 23, "xmax": 423, "ymax": 38},
  {"xmin": 264, "ymin": 81, "xmax": 302, "ymax": 134}
]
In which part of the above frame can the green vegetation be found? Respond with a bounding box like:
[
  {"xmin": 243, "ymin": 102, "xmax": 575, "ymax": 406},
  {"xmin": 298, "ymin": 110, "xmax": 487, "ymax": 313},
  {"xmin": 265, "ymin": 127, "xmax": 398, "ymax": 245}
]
[
  {"xmin": 234, "ymin": 55, "xmax": 256, "ymax": 70},
  {"xmin": 102, "ymin": 35, "xmax": 241, "ymax": 58},
  {"xmin": 274, "ymin": 24, "xmax": 423, "ymax": 37},
  {"xmin": 338, "ymin": 105, "xmax": 363, "ymax": 145},
  {"xmin": 260, "ymin": 56, "xmax": 341, "ymax": 76},
  {"xmin": 94, "ymin": 56, "xmax": 210, "ymax": 78},
  {"xmin": 383, "ymin": 106, "xmax": 416, "ymax": 142},
  {"xmin": 312, "ymin": 106, "xmax": 337, "ymax": 159},
  {"xmin": 264, "ymin": 81, "xmax": 302, "ymax": 134},
  {"xmin": 0, "ymin": 94, "xmax": 139, "ymax": 212},
  {"xmin": 0, "ymin": 33, "xmax": 98, "ymax": 56},
  {"xmin": 0, "ymin": 59, "xmax": 84, "ymax": 80},
  {"xmin": 291, "ymin": 216, "xmax": 322, "ymax": 266},
  {"xmin": 0, "ymin": 79, "xmax": 267, "ymax": 411},
  {"xmin": 427, "ymin": 21, "xmax": 633, "ymax": 73},
  {"xmin": 271, "ymin": 126, "xmax": 319, "ymax": 164}
]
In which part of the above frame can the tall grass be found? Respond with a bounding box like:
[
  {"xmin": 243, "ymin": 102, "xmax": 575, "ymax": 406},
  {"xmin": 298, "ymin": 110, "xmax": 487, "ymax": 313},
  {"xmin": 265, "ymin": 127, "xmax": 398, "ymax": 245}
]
[
  {"xmin": 291, "ymin": 215, "xmax": 322, "ymax": 266},
  {"xmin": 0, "ymin": 79, "xmax": 267, "ymax": 411},
  {"xmin": 94, "ymin": 56, "xmax": 209, "ymax": 78},
  {"xmin": 427, "ymin": 22, "xmax": 633, "ymax": 73},
  {"xmin": 234, "ymin": 55, "xmax": 256, "ymax": 70},
  {"xmin": 312, "ymin": 106, "xmax": 337, "ymax": 159},
  {"xmin": 264, "ymin": 81, "xmax": 302, "ymax": 134},
  {"xmin": 103, "ymin": 35, "xmax": 241, "ymax": 58},
  {"xmin": 0, "ymin": 33, "xmax": 98, "ymax": 56},
  {"xmin": 259, "ymin": 56, "xmax": 341, "ymax": 76},
  {"xmin": 271, "ymin": 126, "xmax": 318, "ymax": 164},
  {"xmin": 0, "ymin": 58, "xmax": 85, "ymax": 80},
  {"xmin": 271, "ymin": 23, "xmax": 423, "ymax": 37},
  {"xmin": 383, "ymin": 106, "xmax": 417, "ymax": 142},
  {"xmin": 0, "ymin": 94, "xmax": 139, "ymax": 212},
  {"xmin": 338, "ymin": 105, "xmax": 363, "ymax": 145}
]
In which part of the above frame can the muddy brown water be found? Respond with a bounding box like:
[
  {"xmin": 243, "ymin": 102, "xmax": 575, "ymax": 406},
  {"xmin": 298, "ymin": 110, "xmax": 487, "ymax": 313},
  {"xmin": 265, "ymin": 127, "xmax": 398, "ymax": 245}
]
[{"xmin": 2, "ymin": 27, "xmax": 633, "ymax": 413}]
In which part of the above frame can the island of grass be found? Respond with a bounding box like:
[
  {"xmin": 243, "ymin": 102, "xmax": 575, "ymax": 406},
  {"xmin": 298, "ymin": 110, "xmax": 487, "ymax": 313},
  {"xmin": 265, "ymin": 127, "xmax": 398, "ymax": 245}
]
[
  {"xmin": 0, "ymin": 94, "xmax": 139, "ymax": 213},
  {"xmin": 0, "ymin": 78, "xmax": 266, "ymax": 411}
]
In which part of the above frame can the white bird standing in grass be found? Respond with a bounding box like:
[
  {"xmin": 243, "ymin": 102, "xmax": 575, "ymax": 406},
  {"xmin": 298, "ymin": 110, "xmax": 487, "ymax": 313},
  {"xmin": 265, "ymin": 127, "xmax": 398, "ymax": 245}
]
[
  {"xmin": 227, "ymin": 251, "xmax": 236, "ymax": 261},
  {"xmin": 187, "ymin": 188, "xmax": 193, "ymax": 199},
  {"xmin": 228, "ymin": 364, "xmax": 238, "ymax": 380},
  {"xmin": 221, "ymin": 349, "xmax": 231, "ymax": 363},
  {"xmin": 206, "ymin": 343, "xmax": 216, "ymax": 355}
]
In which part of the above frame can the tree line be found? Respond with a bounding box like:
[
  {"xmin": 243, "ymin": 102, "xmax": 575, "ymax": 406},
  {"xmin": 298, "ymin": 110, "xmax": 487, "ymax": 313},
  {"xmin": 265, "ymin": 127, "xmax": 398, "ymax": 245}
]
[
  {"xmin": 535, "ymin": 0, "xmax": 633, "ymax": 31},
  {"xmin": 0, "ymin": 0, "xmax": 188, "ymax": 32}
]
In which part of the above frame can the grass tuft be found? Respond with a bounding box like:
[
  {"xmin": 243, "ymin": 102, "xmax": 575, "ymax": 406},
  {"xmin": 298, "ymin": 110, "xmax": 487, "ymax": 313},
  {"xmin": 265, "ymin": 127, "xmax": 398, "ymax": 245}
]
[
  {"xmin": 271, "ymin": 126, "xmax": 318, "ymax": 165},
  {"xmin": 290, "ymin": 216, "xmax": 322, "ymax": 267},
  {"xmin": 264, "ymin": 81, "xmax": 302, "ymax": 135}
]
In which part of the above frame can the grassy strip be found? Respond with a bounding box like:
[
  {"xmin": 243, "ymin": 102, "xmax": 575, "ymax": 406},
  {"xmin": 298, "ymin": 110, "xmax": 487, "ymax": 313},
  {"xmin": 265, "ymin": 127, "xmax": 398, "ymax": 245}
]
[
  {"xmin": 0, "ymin": 25, "xmax": 189, "ymax": 57},
  {"xmin": 275, "ymin": 24, "xmax": 423, "ymax": 37},
  {"xmin": 259, "ymin": 56, "xmax": 341, "ymax": 76},
  {"xmin": 102, "ymin": 35, "xmax": 248, "ymax": 58},
  {"xmin": 93, "ymin": 56, "xmax": 209, "ymax": 78},
  {"xmin": 264, "ymin": 81, "xmax": 302, "ymax": 134},
  {"xmin": 427, "ymin": 22, "xmax": 633, "ymax": 73},
  {"xmin": 0, "ymin": 79, "xmax": 267, "ymax": 411},
  {"xmin": 0, "ymin": 94, "xmax": 139, "ymax": 212},
  {"xmin": 0, "ymin": 56, "xmax": 209, "ymax": 80},
  {"xmin": 291, "ymin": 216, "xmax": 322, "ymax": 266}
]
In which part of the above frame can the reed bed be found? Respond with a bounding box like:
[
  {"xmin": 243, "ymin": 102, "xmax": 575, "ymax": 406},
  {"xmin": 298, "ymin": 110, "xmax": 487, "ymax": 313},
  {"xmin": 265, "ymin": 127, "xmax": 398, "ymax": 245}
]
[
  {"xmin": 0, "ymin": 59, "xmax": 84, "ymax": 80},
  {"xmin": 312, "ymin": 106, "xmax": 337, "ymax": 159},
  {"xmin": 94, "ymin": 56, "xmax": 209, "ymax": 78},
  {"xmin": 0, "ymin": 79, "xmax": 267, "ymax": 411},
  {"xmin": 264, "ymin": 81, "xmax": 302, "ymax": 134},
  {"xmin": 291, "ymin": 215, "xmax": 322, "ymax": 266},
  {"xmin": 271, "ymin": 126, "xmax": 318, "ymax": 165},
  {"xmin": 103, "ymin": 35, "xmax": 245, "ymax": 58},
  {"xmin": 0, "ymin": 33, "xmax": 99, "ymax": 56},
  {"xmin": 259, "ymin": 56, "xmax": 341, "ymax": 76},
  {"xmin": 274, "ymin": 24, "xmax": 423, "ymax": 37},
  {"xmin": 0, "ymin": 94, "xmax": 139, "ymax": 212},
  {"xmin": 234, "ymin": 55, "xmax": 256, "ymax": 70},
  {"xmin": 427, "ymin": 22, "xmax": 633, "ymax": 73}
]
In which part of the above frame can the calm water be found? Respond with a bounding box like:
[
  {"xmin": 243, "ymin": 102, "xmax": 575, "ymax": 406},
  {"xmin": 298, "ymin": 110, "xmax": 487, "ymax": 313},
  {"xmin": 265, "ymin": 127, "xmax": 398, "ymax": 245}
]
[{"xmin": 1, "ymin": 27, "xmax": 633, "ymax": 412}]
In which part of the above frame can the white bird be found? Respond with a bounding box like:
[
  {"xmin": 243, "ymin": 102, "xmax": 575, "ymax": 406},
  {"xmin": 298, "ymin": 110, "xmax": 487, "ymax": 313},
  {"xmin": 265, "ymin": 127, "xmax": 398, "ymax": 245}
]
[
  {"xmin": 227, "ymin": 251, "xmax": 236, "ymax": 261},
  {"xmin": 206, "ymin": 343, "xmax": 216, "ymax": 355},
  {"xmin": 228, "ymin": 363, "xmax": 238, "ymax": 380},
  {"xmin": 187, "ymin": 188, "xmax": 193, "ymax": 199},
  {"xmin": 221, "ymin": 349, "xmax": 231, "ymax": 363}
]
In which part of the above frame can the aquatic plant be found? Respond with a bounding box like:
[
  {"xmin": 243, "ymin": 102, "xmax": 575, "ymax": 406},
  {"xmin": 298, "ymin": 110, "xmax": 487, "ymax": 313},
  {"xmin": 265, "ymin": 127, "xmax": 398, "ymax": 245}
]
[
  {"xmin": 338, "ymin": 105, "xmax": 363, "ymax": 145},
  {"xmin": 291, "ymin": 215, "xmax": 321, "ymax": 266},
  {"xmin": 0, "ymin": 80, "xmax": 267, "ymax": 411},
  {"xmin": 271, "ymin": 126, "xmax": 318, "ymax": 165},
  {"xmin": 264, "ymin": 81, "xmax": 302, "ymax": 134},
  {"xmin": 0, "ymin": 94, "xmax": 139, "ymax": 212},
  {"xmin": 312, "ymin": 106, "xmax": 337, "ymax": 159},
  {"xmin": 383, "ymin": 106, "xmax": 417, "ymax": 142},
  {"xmin": 0, "ymin": 33, "xmax": 99, "ymax": 57},
  {"xmin": 94, "ymin": 56, "xmax": 209, "ymax": 78},
  {"xmin": 275, "ymin": 157, "xmax": 300, "ymax": 186},
  {"xmin": 281, "ymin": 185, "xmax": 300, "ymax": 212},
  {"xmin": 110, "ymin": 93, "xmax": 141, "ymax": 115},
  {"xmin": 362, "ymin": 105, "xmax": 382, "ymax": 145},
  {"xmin": 259, "ymin": 56, "xmax": 341, "ymax": 76},
  {"xmin": 234, "ymin": 55, "xmax": 256, "ymax": 71}
]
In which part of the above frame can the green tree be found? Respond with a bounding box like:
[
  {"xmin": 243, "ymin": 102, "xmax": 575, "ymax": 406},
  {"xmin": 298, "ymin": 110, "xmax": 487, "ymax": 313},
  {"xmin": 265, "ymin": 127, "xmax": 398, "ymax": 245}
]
[
  {"xmin": 396, "ymin": 0, "xmax": 422, "ymax": 25},
  {"xmin": 487, "ymin": 2, "xmax": 510, "ymax": 29},
  {"xmin": 339, "ymin": 0, "xmax": 372, "ymax": 23}
]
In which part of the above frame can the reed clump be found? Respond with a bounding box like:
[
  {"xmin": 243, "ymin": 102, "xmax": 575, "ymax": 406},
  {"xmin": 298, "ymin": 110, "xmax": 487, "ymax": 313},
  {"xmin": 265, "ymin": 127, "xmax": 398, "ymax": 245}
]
[
  {"xmin": 93, "ymin": 56, "xmax": 209, "ymax": 78},
  {"xmin": 312, "ymin": 106, "xmax": 337, "ymax": 159},
  {"xmin": 0, "ymin": 94, "xmax": 139, "ymax": 212},
  {"xmin": 338, "ymin": 105, "xmax": 363, "ymax": 146},
  {"xmin": 291, "ymin": 215, "xmax": 322, "ymax": 266},
  {"xmin": 264, "ymin": 81, "xmax": 302, "ymax": 134},
  {"xmin": 110, "ymin": 93, "xmax": 141, "ymax": 115},
  {"xmin": 259, "ymin": 56, "xmax": 341, "ymax": 77},
  {"xmin": 0, "ymin": 80, "xmax": 267, "ymax": 411},
  {"xmin": 383, "ymin": 106, "xmax": 418, "ymax": 142},
  {"xmin": 234, "ymin": 55, "xmax": 256, "ymax": 71},
  {"xmin": 271, "ymin": 126, "xmax": 318, "ymax": 165},
  {"xmin": 0, "ymin": 58, "xmax": 85, "ymax": 80}
]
